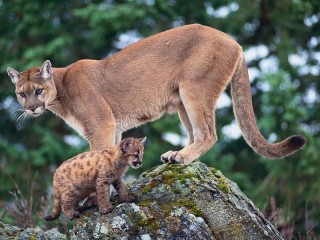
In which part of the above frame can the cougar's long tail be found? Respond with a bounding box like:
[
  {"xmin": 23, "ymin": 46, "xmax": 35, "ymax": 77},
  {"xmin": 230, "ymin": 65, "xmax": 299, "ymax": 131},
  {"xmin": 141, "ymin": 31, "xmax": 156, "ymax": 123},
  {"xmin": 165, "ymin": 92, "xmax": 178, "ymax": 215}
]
[
  {"xmin": 45, "ymin": 188, "xmax": 62, "ymax": 221},
  {"xmin": 230, "ymin": 54, "xmax": 306, "ymax": 159}
]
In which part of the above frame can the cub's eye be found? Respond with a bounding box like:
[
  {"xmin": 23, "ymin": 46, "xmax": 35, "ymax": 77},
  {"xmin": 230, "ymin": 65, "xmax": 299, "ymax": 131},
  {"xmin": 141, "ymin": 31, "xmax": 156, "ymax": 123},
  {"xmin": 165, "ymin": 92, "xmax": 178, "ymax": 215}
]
[
  {"xmin": 35, "ymin": 88, "xmax": 43, "ymax": 95},
  {"xmin": 19, "ymin": 92, "xmax": 26, "ymax": 98}
]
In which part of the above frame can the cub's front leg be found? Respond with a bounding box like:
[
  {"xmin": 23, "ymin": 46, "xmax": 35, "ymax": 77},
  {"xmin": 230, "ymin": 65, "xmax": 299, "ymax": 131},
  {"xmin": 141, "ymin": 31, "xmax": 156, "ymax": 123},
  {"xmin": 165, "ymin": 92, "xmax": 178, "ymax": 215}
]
[
  {"xmin": 113, "ymin": 179, "xmax": 135, "ymax": 203},
  {"xmin": 96, "ymin": 175, "xmax": 113, "ymax": 215}
]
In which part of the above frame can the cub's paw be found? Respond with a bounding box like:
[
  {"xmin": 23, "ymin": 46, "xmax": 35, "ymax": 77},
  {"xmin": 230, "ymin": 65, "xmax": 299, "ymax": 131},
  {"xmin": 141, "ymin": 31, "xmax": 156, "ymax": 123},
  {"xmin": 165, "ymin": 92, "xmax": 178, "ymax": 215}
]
[
  {"xmin": 99, "ymin": 206, "xmax": 114, "ymax": 215},
  {"xmin": 66, "ymin": 211, "xmax": 80, "ymax": 220},
  {"xmin": 160, "ymin": 151, "xmax": 184, "ymax": 164},
  {"xmin": 119, "ymin": 193, "xmax": 135, "ymax": 203},
  {"xmin": 44, "ymin": 215, "xmax": 56, "ymax": 221}
]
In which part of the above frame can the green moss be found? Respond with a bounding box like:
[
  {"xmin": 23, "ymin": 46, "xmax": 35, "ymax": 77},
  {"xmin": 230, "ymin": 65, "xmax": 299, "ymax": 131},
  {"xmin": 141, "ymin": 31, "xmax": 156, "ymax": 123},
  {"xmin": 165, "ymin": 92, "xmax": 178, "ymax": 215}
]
[
  {"xmin": 162, "ymin": 172, "xmax": 196, "ymax": 185},
  {"xmin": 135, "ymin": 214, "xmax": 148, "ymax": 228},
  {"xmin": 146, "ymin": 163, "xmax": 189, "ymax": 178},
  {"xmin": 162, "ymin": 173, "xmax": 176, "ymax": 185},
  {"xmin": 130, "ymin": 204, "xmax": 159, "ymax": 233},
  {"xmin": 217, "ymin": 178, "xmax": 231, "ymax": 194},
  {"xmin": 149, "ymin": 218, "xmax": 160, "ymax": 231},
  {"xmin": 140, "ymin": 163, "xmax": 198, "ymax": 195},
  {"xmin": 217, "ymin": 183, "xmax": 230, "ymax": 194},
  {"xmin": 136, "ymin": 216, "xmax": 159, "ymax": 232},
  {"xmin": 141, "ymin": 179, "xmax": 160, "ymax": 194},
  {"xmin": 138, "ymin": 200, "xmax": 153, "ymax": 207},
  {"xmin": 140, "ymin": 165, "xmax": 159, "ymax": 177},
  {"xmin": 160, "ymin": 199, "xmax": 205, "ymax": 220},
  {"xmin": 210, "ymin": 167, "xmax": 218, "ymax": 174},
  {"xmin": 172, "ymin": 188, "xmax": 181, "ymax": 194},
  {"xmin": 214, "ymin": 173, "xmax": 221, "ymax": 178},
  {"xmin": 177, "ymin": 199, "xmax": 204, "ymax": 217}
]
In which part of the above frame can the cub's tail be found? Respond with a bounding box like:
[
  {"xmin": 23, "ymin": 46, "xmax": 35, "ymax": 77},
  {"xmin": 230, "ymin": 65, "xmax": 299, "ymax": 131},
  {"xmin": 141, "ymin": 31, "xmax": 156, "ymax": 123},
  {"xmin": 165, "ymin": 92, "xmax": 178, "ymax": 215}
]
[
  {"xmin": 45, "ymin": 188, "xmax": 62, "ymax": 221},
  {"xmin": 230, "ymin": 55, "xmax": 306, "ymax": 159}
]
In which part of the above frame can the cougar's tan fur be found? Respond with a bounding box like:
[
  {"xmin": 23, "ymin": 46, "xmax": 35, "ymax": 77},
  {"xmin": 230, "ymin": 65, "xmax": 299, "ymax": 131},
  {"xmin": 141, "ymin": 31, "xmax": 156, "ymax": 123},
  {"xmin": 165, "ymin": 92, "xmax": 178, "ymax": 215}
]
[{"xmin": 7, "ymin": 24, "xmax": 305, "ymax": 164}]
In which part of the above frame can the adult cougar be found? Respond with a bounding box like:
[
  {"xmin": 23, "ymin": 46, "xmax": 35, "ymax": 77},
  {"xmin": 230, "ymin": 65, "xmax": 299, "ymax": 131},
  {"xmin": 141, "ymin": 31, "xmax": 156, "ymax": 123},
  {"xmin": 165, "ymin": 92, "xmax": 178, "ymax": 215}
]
[{"xmin": 7, "ymin": 24, "xmax": 305, "ymax": 164}]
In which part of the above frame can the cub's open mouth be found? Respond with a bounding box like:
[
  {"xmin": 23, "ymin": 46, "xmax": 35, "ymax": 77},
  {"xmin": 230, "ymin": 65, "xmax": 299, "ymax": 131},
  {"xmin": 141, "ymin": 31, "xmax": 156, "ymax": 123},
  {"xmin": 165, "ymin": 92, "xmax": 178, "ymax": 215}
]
[{"xmin": 132, "ymin": 162, "xmax": 142, "ymax": 168}]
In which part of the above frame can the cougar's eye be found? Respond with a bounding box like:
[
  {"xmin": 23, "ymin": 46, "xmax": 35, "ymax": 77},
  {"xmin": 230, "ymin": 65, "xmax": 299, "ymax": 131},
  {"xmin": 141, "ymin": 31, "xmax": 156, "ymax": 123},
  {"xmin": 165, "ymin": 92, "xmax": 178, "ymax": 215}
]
[
  {"xmin": 35, "ymin": 88, "xmax": 43, "ymax": 95},
  {"xmin": 19, "ymin": 92, "xmax": 26, "ymax": 98}
]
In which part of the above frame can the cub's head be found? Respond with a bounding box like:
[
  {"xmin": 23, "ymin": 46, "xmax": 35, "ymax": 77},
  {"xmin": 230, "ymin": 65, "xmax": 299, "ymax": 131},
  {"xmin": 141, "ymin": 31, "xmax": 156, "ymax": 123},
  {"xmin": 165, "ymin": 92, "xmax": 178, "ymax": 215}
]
[
  {"xmin": 7, "ymin": 60, "xmax": 57, "ymax": 117},
  {"xmin": 120, "ymin": 137, "xmax": 147, "ymax": 169}
]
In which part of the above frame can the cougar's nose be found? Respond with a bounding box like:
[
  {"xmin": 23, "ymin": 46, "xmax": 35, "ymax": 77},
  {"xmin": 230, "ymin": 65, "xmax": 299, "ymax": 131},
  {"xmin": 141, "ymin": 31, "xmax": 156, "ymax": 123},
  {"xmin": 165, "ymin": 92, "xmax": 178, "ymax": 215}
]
[{"xmin": 28, "ymin": 106, "xmax": 37, "ymax": 112}]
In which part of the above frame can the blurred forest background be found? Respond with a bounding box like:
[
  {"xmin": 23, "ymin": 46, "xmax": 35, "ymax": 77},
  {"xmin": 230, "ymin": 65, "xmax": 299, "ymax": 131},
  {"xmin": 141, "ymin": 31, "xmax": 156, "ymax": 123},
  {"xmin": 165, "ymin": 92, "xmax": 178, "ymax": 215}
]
[{"xmin": 0, "ymin": 0, "xmax": 319, "ymax": 238}]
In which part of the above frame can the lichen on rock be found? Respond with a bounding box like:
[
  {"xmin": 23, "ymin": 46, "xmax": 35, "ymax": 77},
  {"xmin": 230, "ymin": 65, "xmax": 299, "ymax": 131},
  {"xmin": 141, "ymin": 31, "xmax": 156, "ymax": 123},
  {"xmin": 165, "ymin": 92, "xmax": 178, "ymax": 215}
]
[
  {"xmin": 0, "ymin": 222, "xmax": 66, "ymax": 240},
  {"xmin": 69, "ymin": 161, "xmax": 284, "ymax": 240}
]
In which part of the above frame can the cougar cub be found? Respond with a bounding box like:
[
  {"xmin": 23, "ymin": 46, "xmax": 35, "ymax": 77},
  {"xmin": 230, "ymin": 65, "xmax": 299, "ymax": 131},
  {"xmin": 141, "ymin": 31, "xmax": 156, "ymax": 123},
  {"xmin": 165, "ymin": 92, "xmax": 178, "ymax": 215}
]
[{"xmin": 45, "ymin": 137, "xmax": 146, "ymax": 221}]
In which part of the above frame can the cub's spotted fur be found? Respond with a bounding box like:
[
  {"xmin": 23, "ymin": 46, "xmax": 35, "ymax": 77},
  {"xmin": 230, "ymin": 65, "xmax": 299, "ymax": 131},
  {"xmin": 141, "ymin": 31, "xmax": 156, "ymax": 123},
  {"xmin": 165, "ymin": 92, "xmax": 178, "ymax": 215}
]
[{"xmin": 45, "ymin": 137, "xmax": 146, "ymax": 221}]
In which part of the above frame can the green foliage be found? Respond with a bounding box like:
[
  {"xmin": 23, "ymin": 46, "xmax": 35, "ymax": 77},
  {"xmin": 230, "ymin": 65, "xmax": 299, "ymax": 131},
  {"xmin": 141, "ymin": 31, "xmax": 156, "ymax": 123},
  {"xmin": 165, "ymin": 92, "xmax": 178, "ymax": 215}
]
[{"xmin": 0, "ymin": 0, "xmax": 319, "ymax": 237}]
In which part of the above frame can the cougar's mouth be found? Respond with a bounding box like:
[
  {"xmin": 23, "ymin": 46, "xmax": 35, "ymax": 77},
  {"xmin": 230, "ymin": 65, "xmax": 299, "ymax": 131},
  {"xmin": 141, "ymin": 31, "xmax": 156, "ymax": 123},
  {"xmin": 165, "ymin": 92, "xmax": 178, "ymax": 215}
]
[{"xmin": 25, "ymin": 105, "xmax": 45, "ymax": 117}]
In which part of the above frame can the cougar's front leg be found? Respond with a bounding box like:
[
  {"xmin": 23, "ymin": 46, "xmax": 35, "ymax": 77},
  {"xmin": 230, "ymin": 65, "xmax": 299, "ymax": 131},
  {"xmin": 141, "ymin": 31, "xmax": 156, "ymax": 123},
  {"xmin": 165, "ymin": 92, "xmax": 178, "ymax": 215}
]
[
  {"xmin": 87, "ymin": 98, "xmax": 116, "ymax": 150},
  {"xmin": 114, "ymin": 131, "xmax": 122, "ymax": 144},
  {"xmin": 70, "ymin": 91, "xmax": 116, "ymax": 151},
  {"xmin": 88, "ymin": 121, "xmax": 116, "ymax": 150}
]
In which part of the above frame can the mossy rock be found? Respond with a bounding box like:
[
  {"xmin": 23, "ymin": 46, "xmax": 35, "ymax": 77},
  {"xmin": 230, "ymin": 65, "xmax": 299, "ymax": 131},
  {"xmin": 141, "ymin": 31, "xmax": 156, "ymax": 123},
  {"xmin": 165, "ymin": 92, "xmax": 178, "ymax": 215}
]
[
  {"xmin": 0, "ymin": 222, "xmax": 66, "ymax": 240},
  {"xmin": 70, "ymin": 161, "xmax": 283, "ymax": 240}
]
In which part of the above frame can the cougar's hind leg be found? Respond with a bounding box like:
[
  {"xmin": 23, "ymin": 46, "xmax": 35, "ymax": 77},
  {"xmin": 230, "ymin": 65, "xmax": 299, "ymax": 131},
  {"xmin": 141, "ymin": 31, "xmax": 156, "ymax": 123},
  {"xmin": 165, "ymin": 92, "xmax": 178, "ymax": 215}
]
[
  {"xmin": 162, "ymin": 83, "xmax": 218, "ymax": 165},
  {"xmin": 178, "ymin": 104, "xmax": 194, "ymax": 146},
  {"xmin": 161, "ymin": 104, "xmax": 194, "ymax": 163}
]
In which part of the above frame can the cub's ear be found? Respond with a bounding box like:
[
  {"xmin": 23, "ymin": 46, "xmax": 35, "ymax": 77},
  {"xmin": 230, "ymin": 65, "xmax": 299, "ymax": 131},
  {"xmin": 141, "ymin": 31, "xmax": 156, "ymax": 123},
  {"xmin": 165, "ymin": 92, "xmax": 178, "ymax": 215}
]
[
  {"xmin": 120, "ymin": 139, "xmax": 132, "ymax": 153},
  {"xmin": 40, "ymin": 60, "xmax": 53, "ymax": 79},
  {"xmin": 7, "ymin": 67, "xmax": 20, "ymax": 85},
  {"xmin": 139, "ymin": 137, "xmax": 147, "ymax": 144}
]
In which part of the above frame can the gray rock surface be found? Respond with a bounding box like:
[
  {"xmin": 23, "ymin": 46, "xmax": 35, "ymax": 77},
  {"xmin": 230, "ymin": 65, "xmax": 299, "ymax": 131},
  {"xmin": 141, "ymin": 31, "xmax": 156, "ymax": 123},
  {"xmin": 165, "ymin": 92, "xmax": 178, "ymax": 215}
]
[
  {"xmin": 0, "ymin": 222, "xmax": 66, "ymax": 240},
  {"xmin": 70, "ymin": 161, "xmax": 284, "ymax": 240}
]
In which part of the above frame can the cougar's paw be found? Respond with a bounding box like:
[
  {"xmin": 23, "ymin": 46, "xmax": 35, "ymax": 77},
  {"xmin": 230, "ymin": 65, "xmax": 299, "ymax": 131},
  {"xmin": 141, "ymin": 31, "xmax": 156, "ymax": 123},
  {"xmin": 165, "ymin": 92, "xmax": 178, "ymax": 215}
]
[
  {"xmin": 160, "ymin": 150, "xmax": 174, "ymax": 163},
  {"xmin": 168, "ymin": 151, "xmax": 185, "ymax": 164},
  {"xmin": 99, "ymin": 205, "xmax": 114, "ymax": 215},
  {"xmin": 161, "ymin": 151, "xmax": 184, "ymax": 164}
]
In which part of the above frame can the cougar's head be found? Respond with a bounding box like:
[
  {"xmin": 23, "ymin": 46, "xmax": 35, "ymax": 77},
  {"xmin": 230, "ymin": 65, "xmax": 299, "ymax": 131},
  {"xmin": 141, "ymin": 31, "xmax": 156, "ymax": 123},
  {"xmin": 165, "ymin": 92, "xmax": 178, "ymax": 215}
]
[
  {"xmin": 120, "ymin": 137, "xmax": 147, "ymax": 169},
  {"xmin": 7, "ymin": 60, "xmax": 57, "ymax": 117}
]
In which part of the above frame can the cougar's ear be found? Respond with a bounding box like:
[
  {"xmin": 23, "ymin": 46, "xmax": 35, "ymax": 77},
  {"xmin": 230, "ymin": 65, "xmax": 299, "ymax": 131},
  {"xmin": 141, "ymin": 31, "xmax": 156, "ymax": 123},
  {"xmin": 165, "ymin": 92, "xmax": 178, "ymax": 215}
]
[
  {"xmin": 139, "ymin": 137, "xmax": 147, "ymax": 144},
  {"xmin": 40, "ymin": 60, "xmax": 53, "ymax": 79},
  {"xmin": 7, "ymin": 67, "xmax": 20, "ymax": 85},
  {"xmin": 120, "ymin": 139, "xmax": 132, "ymax": 153}
]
